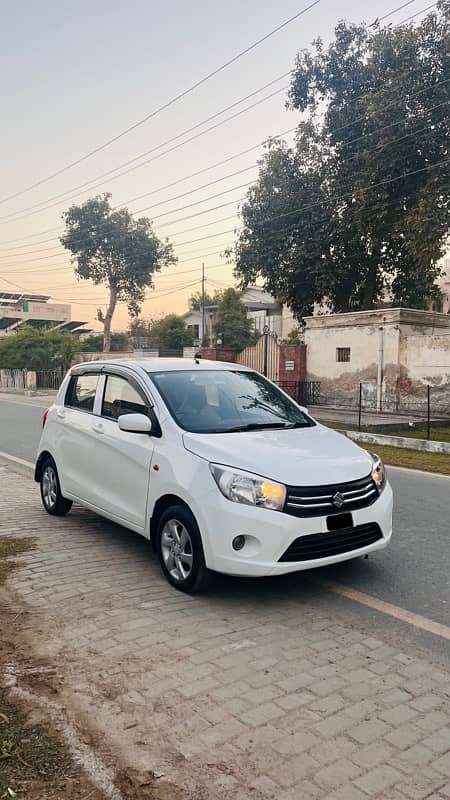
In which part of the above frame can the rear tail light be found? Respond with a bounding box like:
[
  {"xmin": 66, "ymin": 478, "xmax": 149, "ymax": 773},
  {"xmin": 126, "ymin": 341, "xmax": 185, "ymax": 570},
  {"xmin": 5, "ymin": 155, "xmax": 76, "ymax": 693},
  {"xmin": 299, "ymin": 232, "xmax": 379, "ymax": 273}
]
[{"xmin": 42, "ymin": 409, "xmax": 49, "ymax": 428}]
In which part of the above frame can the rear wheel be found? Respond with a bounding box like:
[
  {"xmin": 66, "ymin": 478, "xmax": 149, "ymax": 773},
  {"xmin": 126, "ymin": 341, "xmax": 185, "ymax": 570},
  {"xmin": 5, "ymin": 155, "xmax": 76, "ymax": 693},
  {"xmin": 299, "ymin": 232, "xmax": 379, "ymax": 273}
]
[
  {"xmin": 40, "ymin": 458, "xmax": 72, "ymax": 516},
  {"xmin": 156, "ymin": 504, "xmax": 211, "ymax": 593}
]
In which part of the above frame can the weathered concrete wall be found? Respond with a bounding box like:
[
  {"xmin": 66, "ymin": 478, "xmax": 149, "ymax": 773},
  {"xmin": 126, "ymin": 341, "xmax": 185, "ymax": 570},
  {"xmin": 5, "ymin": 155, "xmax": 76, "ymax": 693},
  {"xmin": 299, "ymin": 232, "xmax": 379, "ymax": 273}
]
[
  {"xmin": 304, "ymin": 308, "xmax": 450, "ymax": 409},
  {"xmin": 403, "ymin": 335, "xmax": 450, "ymax": 385}
]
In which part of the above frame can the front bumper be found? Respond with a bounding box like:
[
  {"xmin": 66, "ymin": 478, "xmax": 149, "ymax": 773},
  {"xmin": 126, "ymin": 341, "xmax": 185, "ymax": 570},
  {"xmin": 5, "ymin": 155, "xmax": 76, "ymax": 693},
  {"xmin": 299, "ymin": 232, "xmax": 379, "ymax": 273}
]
[{"xmin": 195, "ymin": 482, "xmax": 393, "ymax": 577}]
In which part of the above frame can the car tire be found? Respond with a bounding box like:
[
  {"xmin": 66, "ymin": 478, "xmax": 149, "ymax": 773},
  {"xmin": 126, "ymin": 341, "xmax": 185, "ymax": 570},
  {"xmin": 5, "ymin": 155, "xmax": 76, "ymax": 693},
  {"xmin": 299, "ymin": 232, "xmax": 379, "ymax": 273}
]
[
  {"xmin": 156, "ymin": 504, "xmax": 211, "ymax": 593},
  {"xmin": 40, "ymin": 457, "xmax": 72, "ymax": 516}
]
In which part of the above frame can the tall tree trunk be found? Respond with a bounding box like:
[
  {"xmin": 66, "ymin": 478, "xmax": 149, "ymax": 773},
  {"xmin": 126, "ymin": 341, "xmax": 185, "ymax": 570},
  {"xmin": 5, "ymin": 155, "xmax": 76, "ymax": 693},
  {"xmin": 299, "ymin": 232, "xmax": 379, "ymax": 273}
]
[
  {"xmin": 361, "ymin": 259, "xmax": 378, "ymax": 310},
  {"xmin": 103, "ymin": 286, "xmax": 118, "ymax": 353}
]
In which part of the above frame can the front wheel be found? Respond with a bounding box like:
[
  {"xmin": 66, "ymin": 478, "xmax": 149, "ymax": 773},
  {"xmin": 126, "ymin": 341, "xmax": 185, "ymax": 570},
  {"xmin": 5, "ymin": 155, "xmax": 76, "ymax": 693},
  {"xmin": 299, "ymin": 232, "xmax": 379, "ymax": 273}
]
[
  {"xmin": 156, "ymin": 504, "xmax": 211, "ymax": 593},
  {"xmin": 40, "ymin": 458, "xmax": 72, "ymax": 516}
]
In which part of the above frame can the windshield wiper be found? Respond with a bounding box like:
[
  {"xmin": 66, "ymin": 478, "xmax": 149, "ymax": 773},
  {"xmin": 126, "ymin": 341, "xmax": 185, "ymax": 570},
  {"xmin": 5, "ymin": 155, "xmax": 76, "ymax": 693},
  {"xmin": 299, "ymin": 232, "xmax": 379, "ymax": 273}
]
[{"xmin": 222, "ymin": 422, "xmax": 295, "ymax": 432}]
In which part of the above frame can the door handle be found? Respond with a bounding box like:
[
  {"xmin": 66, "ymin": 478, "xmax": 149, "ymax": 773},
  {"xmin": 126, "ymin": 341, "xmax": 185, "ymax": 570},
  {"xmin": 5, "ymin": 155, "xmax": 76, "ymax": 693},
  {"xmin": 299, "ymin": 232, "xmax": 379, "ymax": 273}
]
[
  {"xmin": 56, "ymin": 410, "xmax": 65, "ymax": 420},
  {"xmin": 91, "ymin": 422, "xmax": 104, "ymax": 434}
]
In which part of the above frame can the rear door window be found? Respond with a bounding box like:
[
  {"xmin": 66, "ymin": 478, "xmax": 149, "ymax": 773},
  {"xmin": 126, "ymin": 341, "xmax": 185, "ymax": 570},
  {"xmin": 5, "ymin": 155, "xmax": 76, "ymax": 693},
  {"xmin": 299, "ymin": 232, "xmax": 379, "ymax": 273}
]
[
  {"xmin": 101, "ymin": 374, "xmax": 148, "ymax": 420},
  {"xmin": 65, "ymin": 374, "xmax": 98, "ymax": 413}
]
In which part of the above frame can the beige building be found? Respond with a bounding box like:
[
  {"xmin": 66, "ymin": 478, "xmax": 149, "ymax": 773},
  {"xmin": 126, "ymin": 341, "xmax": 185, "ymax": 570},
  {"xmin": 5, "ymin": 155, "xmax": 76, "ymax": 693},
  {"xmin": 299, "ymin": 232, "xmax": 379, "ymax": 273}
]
[
  {"xmin": 304, "ymin": 308, "xmax": 450, "ymax": 410},
  {"xmin": 431, "ymin": 258, "xmax": 450, "ymax": 314},
  {"xmin": 0, "ymin": 292, "xmax": 88, "ymax": 336}
]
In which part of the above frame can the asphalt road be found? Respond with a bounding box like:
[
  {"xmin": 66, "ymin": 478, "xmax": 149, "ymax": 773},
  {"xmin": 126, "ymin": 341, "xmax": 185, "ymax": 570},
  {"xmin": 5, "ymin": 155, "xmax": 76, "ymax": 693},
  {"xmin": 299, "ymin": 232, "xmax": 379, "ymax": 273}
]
[{"xmin": 0, "ymin": 395, "xmax": 449, "ymax": 630}]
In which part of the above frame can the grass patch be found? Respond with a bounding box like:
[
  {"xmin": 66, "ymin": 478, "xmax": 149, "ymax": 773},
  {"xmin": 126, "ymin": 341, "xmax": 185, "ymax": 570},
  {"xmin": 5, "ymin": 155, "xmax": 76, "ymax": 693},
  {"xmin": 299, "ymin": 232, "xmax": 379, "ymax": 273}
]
[
  {"xmin": 0, "ymin": 538, "xmax": 34, "ymax": 586},
  {"xmin": 326, "ymin": 421, "xmax": 357, "ymax": 432},
  {"xmin": 0, "ymin": 695, "xmax": 72, "ymax": 798},
  {"xmin": 0, "ymin": 537, "xmax": 73, "ymax": 799},
  {"xmin": 388, "ymin": 425, "xmax": 450, "ymax": 443},
  {"xmin": 326, "ymin": 423, "xmax": 450, "ymax": 474},
  {"xmin": 359, "ymin": 444, "xmax": 450, "ymax": 475}
]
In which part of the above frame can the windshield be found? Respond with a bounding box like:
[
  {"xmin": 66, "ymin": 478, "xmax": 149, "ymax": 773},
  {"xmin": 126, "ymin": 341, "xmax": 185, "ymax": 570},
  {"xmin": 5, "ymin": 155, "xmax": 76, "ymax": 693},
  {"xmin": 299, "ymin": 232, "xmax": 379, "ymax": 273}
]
[{"xmin": 149, "ymin": 369, "xmax": 314, "ymax": 434}]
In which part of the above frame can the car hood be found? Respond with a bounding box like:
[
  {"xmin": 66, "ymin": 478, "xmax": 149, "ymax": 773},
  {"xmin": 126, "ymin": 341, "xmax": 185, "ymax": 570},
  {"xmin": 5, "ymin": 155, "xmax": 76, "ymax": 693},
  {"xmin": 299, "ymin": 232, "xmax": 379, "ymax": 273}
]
[{"xmin": 183, "ymin": 424, "xmax": 373, "ymax": 486}]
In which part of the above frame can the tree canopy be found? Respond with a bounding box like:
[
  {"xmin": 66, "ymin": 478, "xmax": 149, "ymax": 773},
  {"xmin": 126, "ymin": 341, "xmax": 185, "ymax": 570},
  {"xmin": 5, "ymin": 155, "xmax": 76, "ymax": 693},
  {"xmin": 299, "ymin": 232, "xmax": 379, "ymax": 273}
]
[
  {"xmin": 60, "ymin": 194, "xmax": 176, "ymax": 351},
  {"xmin": 0, "ymin": 326, "xmax": 77, "ymax": 371},
  {"xmin": 77, "ymin": 332, "xmax": 129, "ymax": 352},
  {"xmin": 128, "ymin": 314, "xmax": 194, "ymax": 350},
  {"xmin": 213, "ymin": 289, "xmax": 256, "ymax": 350},
  {"xmin": 188, "ymin": 289, "xmax": 223, "ymax": 310},
  {"xmin": 233, "ymin": 2, "xmax": 450, "ymax": 318}
]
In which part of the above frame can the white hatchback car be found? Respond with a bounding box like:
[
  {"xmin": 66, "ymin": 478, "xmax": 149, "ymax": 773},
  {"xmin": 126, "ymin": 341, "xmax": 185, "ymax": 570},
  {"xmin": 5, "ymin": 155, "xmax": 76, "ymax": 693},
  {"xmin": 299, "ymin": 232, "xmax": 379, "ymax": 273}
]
[{"xmin": 36, "ymin": 359, "xmax": 393, "ymax": 592}]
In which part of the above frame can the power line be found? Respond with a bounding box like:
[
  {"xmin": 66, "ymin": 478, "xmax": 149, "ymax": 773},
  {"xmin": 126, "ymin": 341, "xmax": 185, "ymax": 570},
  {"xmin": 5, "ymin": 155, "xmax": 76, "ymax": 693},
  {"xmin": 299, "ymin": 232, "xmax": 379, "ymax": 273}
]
[
  {"xmin": 0, "ymin": 123, "xmax": 295, "ymax": 253},
  {"xmin": 5, "ymin": 165, "xmax": 447, "ymax": 291},
  {"xmin": 0, "ymin": 78, "xmax": 291, "ymax": 223},
  {"xmin": 161, "ymin": 157, "xmax": 450, "ymax": 248},
  {"xmin": 0, "ymin": 2, "xmax": 320, "ymax": 207},
  {"xmin": 369, "ymin": 0, "xmax": 416, "ymax": 25},
  {"xmin": 3, "ymin": 71, "xmax": 448, "ymax": 248},
  {"xmin": 2, "ymin": 103, "xmax": 445, "ymax": 265},
  {"xmin": 2, "ymin": 142, "xmax": 448, "ymax": 277},
  {"xmin": 0, "ymin": 85, "xmax": 287, "ymax": 225},
  {"xmin": 397, "ymin": 2, "xmax": 437, "ymax": 24}
]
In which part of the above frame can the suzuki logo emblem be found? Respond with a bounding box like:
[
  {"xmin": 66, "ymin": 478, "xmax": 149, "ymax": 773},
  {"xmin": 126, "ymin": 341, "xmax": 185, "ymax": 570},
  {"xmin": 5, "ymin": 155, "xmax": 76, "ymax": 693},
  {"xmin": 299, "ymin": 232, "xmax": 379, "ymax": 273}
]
[{"xmin": 332, "ymin": 491, "xmax": 345, "ymax": 509}]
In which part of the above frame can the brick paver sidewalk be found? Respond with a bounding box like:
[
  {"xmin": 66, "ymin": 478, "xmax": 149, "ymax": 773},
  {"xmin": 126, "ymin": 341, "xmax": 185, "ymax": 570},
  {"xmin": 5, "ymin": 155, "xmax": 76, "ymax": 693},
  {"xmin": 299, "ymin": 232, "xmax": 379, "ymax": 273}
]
[{"xmin": 1, "ymin": 460, "xmax": 450, "ymax": 800}]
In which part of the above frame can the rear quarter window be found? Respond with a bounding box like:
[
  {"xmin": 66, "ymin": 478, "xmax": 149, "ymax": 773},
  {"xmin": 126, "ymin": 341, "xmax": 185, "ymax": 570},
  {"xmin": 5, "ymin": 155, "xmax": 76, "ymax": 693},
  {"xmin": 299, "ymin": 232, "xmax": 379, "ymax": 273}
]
[{"xmin": 65, "ymin": 374, "xmax": 98, "ymax": 413}]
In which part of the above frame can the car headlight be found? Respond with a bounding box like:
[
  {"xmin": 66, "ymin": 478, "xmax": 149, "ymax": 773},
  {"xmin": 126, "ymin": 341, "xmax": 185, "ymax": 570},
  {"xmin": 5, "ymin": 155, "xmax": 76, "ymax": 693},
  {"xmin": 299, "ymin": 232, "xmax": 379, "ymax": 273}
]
[
  {"xmin": 210, "ymin": 464, "xmax": 286, "ymax": 511},
  {"xmin": 370, "ymin": 453, "xmax": 386, "ymax": 493}
]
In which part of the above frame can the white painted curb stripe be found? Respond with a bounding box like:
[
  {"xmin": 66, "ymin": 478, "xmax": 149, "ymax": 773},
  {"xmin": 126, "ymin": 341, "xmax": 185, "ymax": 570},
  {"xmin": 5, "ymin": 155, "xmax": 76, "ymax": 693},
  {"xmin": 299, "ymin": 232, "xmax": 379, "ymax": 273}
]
[
  {"xmin": 318, "ymin": 579, "xmax": 450, "ymax": 642},
  {"xmin": 0, "ymin": 450, "xmax": 34, "ymax": 470},
  {"xmin": 387, "ymin": 464, "xmax": 450, "ymax": 480}
]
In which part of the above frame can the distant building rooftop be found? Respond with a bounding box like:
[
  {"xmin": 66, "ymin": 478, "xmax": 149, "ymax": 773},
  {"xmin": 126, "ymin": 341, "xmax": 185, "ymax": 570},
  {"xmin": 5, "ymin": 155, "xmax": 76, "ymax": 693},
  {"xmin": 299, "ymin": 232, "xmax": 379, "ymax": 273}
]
[{"xmin": 0, "ymin": 292, "xmax": 89, "ymax": 336}]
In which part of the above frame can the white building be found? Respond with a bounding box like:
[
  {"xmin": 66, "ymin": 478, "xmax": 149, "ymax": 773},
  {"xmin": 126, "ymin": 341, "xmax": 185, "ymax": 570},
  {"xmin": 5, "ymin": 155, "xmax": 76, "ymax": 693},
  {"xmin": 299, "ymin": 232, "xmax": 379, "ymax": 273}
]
[
  {"xmin": 182, "ymin": 287, "xmax": 298, "ymax": 344},
  {"xmin": 430, "ymin": 258, "xmax": 450, "ymax": 314},
  {"xmin": 0, "ymin": 292, "xmax": 89, "ymax": 336}
]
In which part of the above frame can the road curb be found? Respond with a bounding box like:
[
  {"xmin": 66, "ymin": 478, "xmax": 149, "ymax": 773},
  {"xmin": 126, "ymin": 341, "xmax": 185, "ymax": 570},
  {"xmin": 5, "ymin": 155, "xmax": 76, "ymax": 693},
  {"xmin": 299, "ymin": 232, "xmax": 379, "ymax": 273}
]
[{"xmin": 0, "ymin": 450, "xmax": 34, "ymax": 474}]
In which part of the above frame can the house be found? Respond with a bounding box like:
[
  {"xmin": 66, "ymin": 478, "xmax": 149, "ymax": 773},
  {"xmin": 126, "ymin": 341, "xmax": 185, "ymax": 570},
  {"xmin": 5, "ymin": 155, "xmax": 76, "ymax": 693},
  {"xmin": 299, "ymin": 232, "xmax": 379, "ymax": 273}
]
[
  {"xmin": 181, "ymin": 305, "xmax": 218, "ymax": 345},
  {"xmin": 182, "ymin": 287, "xmax": 298, "ymax": 345},
  {"xmin": 304, "ymin": 307, "xmax": 450, "ymax": 409},
  {"xmin": 430, "ymin": 258, "xmax": 450, "ymax": 314},
  {"xmin": 241, "ymin": 286, "xmax": 297, "ymax": 339},
  {"xmin": 0, "ymin": 292, "xmax": 89, "ymax": 336}
]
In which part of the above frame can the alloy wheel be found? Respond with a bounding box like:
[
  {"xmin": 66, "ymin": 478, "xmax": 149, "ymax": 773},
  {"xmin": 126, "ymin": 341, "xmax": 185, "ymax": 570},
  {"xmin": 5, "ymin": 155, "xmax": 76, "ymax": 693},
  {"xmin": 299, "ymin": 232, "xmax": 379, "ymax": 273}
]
[
  {"xmin": 161, "ymin": 519, "xmax": 194, "ymax": 582},
  {"xmin": 42, "ymin": 465, "xmax": 57, "ymax": 510}
]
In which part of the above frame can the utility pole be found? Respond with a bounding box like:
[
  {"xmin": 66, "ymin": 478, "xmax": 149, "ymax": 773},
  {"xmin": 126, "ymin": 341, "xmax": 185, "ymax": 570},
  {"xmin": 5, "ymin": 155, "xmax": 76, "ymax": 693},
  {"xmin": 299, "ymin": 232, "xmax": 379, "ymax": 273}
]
[{"xmin": 201, "ymin": 262, "xmax": 205, "ymax": 345}]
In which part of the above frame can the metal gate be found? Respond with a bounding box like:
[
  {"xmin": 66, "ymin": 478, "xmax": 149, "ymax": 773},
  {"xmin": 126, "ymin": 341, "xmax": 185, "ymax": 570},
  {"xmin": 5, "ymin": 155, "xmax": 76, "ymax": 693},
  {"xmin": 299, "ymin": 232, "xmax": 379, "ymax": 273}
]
[{"xmin": 236, "ymin": 332, "xmax": 280, "ymax": 381}]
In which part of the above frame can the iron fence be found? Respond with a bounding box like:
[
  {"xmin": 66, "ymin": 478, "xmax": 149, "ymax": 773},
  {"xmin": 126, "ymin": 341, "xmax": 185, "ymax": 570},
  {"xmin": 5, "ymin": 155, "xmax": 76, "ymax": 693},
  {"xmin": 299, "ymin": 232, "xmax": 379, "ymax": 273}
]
[
  {"xmin": 311, "ymin": 383, "xmax": 450, "ymax": 441},
  {"xmin": 35, "ymin": 368, "xmax": 65, "ymax": 391},
  {"xmin": 277, "ymin": 381, "xmax": 321, "ymax": 406}
]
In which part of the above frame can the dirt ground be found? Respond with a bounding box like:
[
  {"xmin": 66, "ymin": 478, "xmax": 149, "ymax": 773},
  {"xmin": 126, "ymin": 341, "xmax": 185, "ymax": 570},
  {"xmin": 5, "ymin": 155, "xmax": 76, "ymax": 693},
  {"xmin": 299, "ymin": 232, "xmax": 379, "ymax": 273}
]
[{"xmin": 0, "ymin": 539, "xmax": 181, "ymax": 800}]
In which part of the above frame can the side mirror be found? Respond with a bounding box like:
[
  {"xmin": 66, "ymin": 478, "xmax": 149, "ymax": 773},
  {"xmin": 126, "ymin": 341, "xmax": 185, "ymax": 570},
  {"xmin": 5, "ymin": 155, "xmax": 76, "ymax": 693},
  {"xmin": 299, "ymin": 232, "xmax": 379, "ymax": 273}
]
[{"xmin": 118, "ymin": 413, "xmax": 152, "ymax": 434}]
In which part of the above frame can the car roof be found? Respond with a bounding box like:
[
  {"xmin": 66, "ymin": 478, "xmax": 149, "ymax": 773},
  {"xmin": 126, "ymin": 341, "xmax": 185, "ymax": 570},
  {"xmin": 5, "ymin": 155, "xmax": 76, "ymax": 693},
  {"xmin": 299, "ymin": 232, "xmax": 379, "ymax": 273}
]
[{"xmin": 72, "ymin": 358, "xmax": 252, "ymax": 374}]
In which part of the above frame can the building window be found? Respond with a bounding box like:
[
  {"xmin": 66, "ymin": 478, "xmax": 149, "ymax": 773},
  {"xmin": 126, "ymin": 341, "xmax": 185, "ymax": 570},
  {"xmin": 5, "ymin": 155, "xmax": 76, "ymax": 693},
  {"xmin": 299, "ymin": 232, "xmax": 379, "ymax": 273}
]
[
  {"xmin": 187, "ymin": 324, "xmax": 199, "ymax": 339},
  {"xmin": 336, "ymin": 347, "xmax": 351, "ymax": 363}
]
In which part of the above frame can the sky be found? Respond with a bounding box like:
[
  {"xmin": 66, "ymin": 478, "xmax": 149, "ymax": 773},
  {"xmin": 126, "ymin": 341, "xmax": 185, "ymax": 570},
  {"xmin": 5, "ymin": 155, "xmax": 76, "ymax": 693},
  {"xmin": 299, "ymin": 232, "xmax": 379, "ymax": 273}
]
[{"xmin": 0, "ymin": 0, "xmax": 432, "ymax": 332}]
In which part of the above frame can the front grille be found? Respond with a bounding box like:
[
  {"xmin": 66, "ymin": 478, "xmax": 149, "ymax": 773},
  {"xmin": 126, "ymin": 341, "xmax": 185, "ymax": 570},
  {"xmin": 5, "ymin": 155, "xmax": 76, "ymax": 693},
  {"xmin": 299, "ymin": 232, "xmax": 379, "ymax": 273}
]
[
  {"xmin": 284, "ymin": 474, "xmax": 378, "ymax": 518},
  {"xmin": 279, "ymin": 522, "xmax": 382, "ymax": 562}
]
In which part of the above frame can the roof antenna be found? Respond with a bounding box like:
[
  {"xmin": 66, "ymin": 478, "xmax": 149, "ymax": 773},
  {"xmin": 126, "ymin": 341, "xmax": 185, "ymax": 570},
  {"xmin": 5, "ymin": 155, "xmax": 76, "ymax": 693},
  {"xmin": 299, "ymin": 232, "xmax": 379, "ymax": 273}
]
[{"xmin": 194, "ymin": 351, "xmax": 202, "ymax": 365}]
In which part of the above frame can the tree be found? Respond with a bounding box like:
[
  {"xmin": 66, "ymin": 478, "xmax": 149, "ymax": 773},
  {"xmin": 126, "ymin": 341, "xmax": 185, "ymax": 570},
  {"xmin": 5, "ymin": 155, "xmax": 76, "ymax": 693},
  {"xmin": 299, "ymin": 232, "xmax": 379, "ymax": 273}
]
[
  {"xmin": 234, "ymin": 2, "xmax": 450, "ymax": 317},
  {"xmin": 188, "ymin": 289, "xmax": 223, "ymax": 310},
  {"xmin": 60, "ymin": 193, "xmax": 176, "ymax": 352},
  {"xmin": 0, "ymin": 326, "xmax": 76, "ymax": 371},
  {"xmin": 128, "ymin": 314, "xmax": 194, "ymax": 350},
  {"xmin": 157, "ymin": 314, "xmax": 194, "ymax": 350},
  {"xmin": 213, "ymin": 289, "xmax": 256, "ymax": 350}
]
